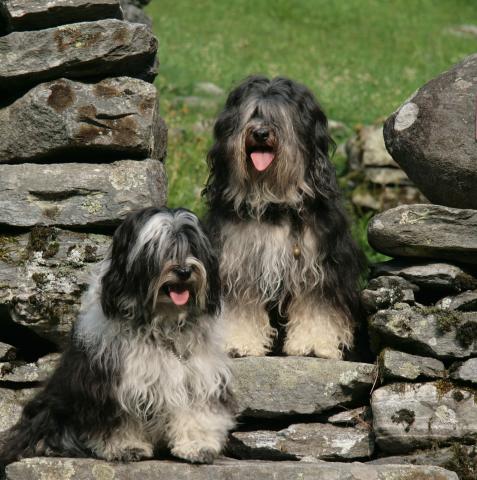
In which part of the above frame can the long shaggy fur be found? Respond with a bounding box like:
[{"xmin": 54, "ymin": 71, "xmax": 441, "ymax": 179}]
[
  {"xmin": 204, "ymin": 75, "xmax": 365, "ymax": 359},
  {"xmin": 0, "ymin": 207, "xmax": 235, "ymax": 466}
]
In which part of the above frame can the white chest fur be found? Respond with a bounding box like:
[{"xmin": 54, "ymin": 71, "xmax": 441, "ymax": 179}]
[{"xmin": 219, "ymin": 219, "xmax": 322, "ymax": 306}]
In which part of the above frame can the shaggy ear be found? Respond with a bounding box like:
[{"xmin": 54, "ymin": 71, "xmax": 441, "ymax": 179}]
[
  {"xmin": 100, "ymin": 208, "xmax": 159, "ymax": 319},
  {"xmin": 308, "ymin": 101, "xmax": 339, "ymax": 200}
]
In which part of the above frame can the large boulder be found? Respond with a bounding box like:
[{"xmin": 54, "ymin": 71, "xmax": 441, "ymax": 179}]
[
  {"xmin": 384, "ymin": 54, "xmax": 477, "ymax": 209},
  {"xmin": 4, "ymin": 457, "xmax": 460, "ymax": 480},
  {"xmin": 0, "ymin": 19, "xmax": 157, "ymax": 91},
  {"xmin": 368, "ymin": 204, "xmax": 477, "ymax": 265},
  {"xmin": 0, "ymin": 159, "xmax": 166, "ymax": 229},
  {"xmin": 0, "ymin": 77, "xmax": 165, "ymax": 164},
  {"xmin": 0, "ymin": 0, "xmax": 122, "ymax": 32},
  {"xmin": 232, "ymin": 357, "xmax": 375, "ymax": 418},
  {"xmin": 372, "ymin": 381, "xmax": 477, "ymax": 453}
]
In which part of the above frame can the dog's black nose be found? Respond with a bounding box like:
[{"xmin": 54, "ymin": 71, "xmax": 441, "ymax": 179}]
[
  {"xmin": 174, "ymin": 267, "xmax": 192, "ymax": 281},
  {"xmin": 253, "ymin": 127, "xmax": 270, "ymax": 142}
]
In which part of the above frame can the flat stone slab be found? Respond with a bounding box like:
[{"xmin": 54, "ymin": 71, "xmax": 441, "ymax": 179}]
[
  {"xmin": 384, "ymin": 53, "xmax": 477, "ymax": 209},
  {"xmin": 327, "ymin": 406, "xmax": 372, "ymax": 427},
  {"xmin": 0, "ymin": 159, "xmax": 166, "ymax": 229},
  {"xmin": 372, "ymin": 259, "xmax": 477, "ymax": 296},
  {"xmin": 0, "ymin": 229, "xmax": 111, "ymax": 346},
  {"xmin": 0, "ymin": 353, "xmax": 60, "ymax": 382},
  {"xmin": 229, "ymin": 423, "xmax": 374, "ymax": 460},
  {"xmin": 368, "ymin": 204, "xmax": 477, "ymax": 265},
  {"xmin": 361, "ymin": 275, "xmax": 417, "ymax": 314},
  {"xmin": 369, "ymin": 305, "xmax": 477, "ymax": 359},
  {"xmin": 232, "ymin": 357, "xmax": 376, "ymax": 418},
  {"xmin": 0, "ymin": 19, "xmax": 157, "ymax": 91},
  {"xmin": 372, "ymin": 381, "xmax": 477, "ymax": 454},
  {"xmin": 436, "ymin": 290, "xmax": 477, "ymax": 311},
  {"xmin": 0, "ymin": 0, "xmax": 122, "ymax": 31},
  {"xmin": 0, "ymin": 387, "xmax": 36, "ymax": 434},
  {"xmin": 4, "ymin": 457, "xmax": 460, "ymax": 480},
  {"xmin": 379, "ymin": 348, "xmax": 445, "ymax": 382},
  {"xmin": 450, "ymin": 358, "xmax": 477, "ymax": 385},
  {"xmin": 0, "ymin": 77, "xmax": 165, "ymax": 164}
]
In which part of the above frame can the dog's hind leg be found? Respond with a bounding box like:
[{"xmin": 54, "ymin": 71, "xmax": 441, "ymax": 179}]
[
  {"xmin": 284, "ymin": 294, "xmax": 353, "ymax": 359},
  {"xmin": 220, "ymin": 299, "xmax": 275, "ymax": 356},
  {"xmin": 86, "ymin": 418, "xmax": 153, "ymax": 462},
  {"xmin": 166, "ymin": 405, "xmax": 235, "ymax": 464}
]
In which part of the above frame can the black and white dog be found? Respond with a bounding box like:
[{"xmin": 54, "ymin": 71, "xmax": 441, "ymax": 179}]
[
  {"xmin": 0, "ymin": 207, "xmax": 234, "ymax": 465},
  {"xmin": 204, "ymin": 75, "xmax": 364, "ymax": 359}
]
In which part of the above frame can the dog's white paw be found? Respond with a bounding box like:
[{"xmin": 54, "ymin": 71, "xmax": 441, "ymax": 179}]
[
  {"xmin": 171, "ymin": 445, "xmax": 219, "ymax": 464},
  {"xmin": 94, "ymin": 440, "xmax": 154, "ymax": 462},
  {"xmin": 284, "ymin": 336, "xmax": 343, "ymax": 359}
]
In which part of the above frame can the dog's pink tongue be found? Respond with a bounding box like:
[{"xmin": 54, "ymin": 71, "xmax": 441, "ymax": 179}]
[
  {"xmin": 250, "ymin": 151, "xmax": 274, "ymax": 171},
  {"xmin": 169, "ymin": 289, "xmax": 190, "ymax": 306}
]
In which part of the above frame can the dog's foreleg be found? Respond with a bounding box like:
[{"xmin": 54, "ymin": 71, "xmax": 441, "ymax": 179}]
[
  {"xmin": 284, "ymin": 295, "xmax": 353, "ymax": 359},
  {"xmin": 220, "ymin": 299, "xmax": 275, "ymax": 356},
  {"xmin": 167, "ymin": 405, "xmax": 235, "ymax": 464},
  {"xmin": 86, "ymin": 419, "xmax": 153, "ymax": 462}
]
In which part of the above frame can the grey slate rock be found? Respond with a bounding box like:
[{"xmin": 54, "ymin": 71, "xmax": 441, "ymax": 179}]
[
  {"xmin": 368, "ymin": 204, "xmax": 477, "ymax": 265},
  {"xmin": 0, "ymin": 77, "xmax": 165, "ymax": 164},
  {"xmin": 0, "ymin": 387, "xmax": 37, "ymax": 434},
  {"xmin": 120, "ymin": 0, "xmax": 152, "ymax": 26},
  {"xmin": 361, "ymin": 275, "xmax": 417, "ymax": 314},
  {"xmin": 0, "ymin": 19, "xmax": 158, "ymax": 91},
  {"xmin": 436, "ymin": 290, "xmax": 477, "ymax": 312},
  {"xmin": 372, "ymin": 381, "xmax": 477, "ymax": 453},
  {"xmin": 0, "ymin": 159, "xmax": 166, "ymax": 229},
  {"xmin": 327, "ymin": 406, "xmax": 372, "ymax": 427},
  {"xmin": 379, "ymin": 348, "xmax": 445, "ymax": 382},
  {"xmin": 369, "ymin": 305, "xmax": 477, "ymax": 359},
  {"xmin": 0, "ymin": 341, "xmax": 17, "ymax": 361},
  {"xmin": 4, "ymin": 457, "xmax": 460, "ymax": 480},
  {"xmin": 0, "ymin": 229, "xmax": 111, "ymax": 346},
  {"xmin": 0, "ymin": 353, "xmax": 60, "ymax": 382},
  {"xmin": 372, "ymin": 259, "xmax": 477, "ymax": 295},
  {"xmin": 232, "ymin": 357, "xmax": 376, "ymax": 418},
  {"xmin": 229, "ymin": 423, "xmax": 374, "ymax": 460},
  {"xmin": 384, "ymin": 53, "xmax": 477, "ymax": 209},
  {"xmin": 0, "ymin": 0, "xmax": 122, "ymax": 32},
  {"xmin": 449, "ymin": 358, "xmax": 477, "ymax": 385}
]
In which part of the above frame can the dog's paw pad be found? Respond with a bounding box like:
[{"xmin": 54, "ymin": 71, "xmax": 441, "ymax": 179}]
[{"xmin": 172, "ymin": 446, "xmax": 218, "ymax": 464}]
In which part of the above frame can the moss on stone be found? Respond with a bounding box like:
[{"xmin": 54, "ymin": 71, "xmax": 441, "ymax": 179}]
[
  {"xmin": 391, "ymin": 408, "xmax": 415, "ymax": 432},
  {"xmin": 443, "ymin": 443, "xmax": 477, "ymax": 480},
  {"xmin": 31, "ymin": 272, "xmax": 48, "ymax": 285},
  {"xmin": 0, "ymin": 235, "xmax": 19, "ymax": 263},
  {"xmin": 84, "ymin": 244, "xmax": 98, "ymax": 262},
  {"xmin": 419, "ymin": 306, "xmax": 461, "ymax": 335},
  {"xmin": 456, "ymin": 321, "xmax": 477, "ymax": 349},
  {"xmin": 27, "ymin": 227, "xmax": 59, "ymax": 259}
]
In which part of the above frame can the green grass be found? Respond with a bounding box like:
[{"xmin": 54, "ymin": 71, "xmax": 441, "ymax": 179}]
[{"xmin": 146, "ymin": 0, "xmax": 477, "ymax": 261}]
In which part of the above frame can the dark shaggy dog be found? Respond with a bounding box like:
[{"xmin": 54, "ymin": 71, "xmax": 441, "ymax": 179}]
[
  {"xmin": 204, "ymin": 75, "xmax": 364, "ymax": 359},
  {"xmin": 0, "ymin": 207, "xmax": 234, "ymax": 466}
]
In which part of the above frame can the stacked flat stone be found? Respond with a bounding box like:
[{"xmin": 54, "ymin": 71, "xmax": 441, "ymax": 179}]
[
  {"xmin": 362, "ymin": 54, "xmax": 477, "ymax": 478},
  {"xmin": 0, "ymin": 0, "xmax": 167, "ymax": 462},
  {"xmin": 345, "ymin": 125, "xmax": 427, "ymax": 212}
]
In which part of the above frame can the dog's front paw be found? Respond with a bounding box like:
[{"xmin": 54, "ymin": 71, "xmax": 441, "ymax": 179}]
[
  {"xmin": 284, "ymin": 338, "xmax": 342, "ymax": 359},
  {"xmin": 172, "ymin": 446, "xmax": 219, "ymax": 464},
  {"xmin": 116, "ymin": 446, "xmax": 153, "ymax": 462}
]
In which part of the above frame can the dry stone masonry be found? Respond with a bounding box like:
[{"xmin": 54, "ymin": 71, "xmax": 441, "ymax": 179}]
[{"xmin": 0, "ymin": 1, "xmax": 471, "ymax": 479}]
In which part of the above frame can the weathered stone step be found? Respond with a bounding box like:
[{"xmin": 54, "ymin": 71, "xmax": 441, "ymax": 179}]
[
  {"xmin": 369, "ymin": 305, "xmax": 477, "ymax": 360},
  {"xmin": 368, "ymin": 204, "xmax": 477, "ymax": 265},
  {"xmin": 232, "ymin": 357, "xmax": 376, "ymax": 418},
  {"xmin": 4, "ymin": 457, "xmax": 460, "ymax": 480},
  {"xmin": 0, "ymin": 19, "xmax": 157, "ymax": 91},
  {"xmin": 0, "ymin": 159, "xmax": 166, "ymax": 229},
  {"xmin": 0, "ymin": 0, "xmax": 122, "ymax": 32},
  {"xmin": 0, "ymin": 77, "xmax": 166, "ymax": 164},
  {"xmin": 229, "ymin": 423, "xmax": 373, "ymax": 461},
  {"xmin": 372, "ymin": 381, "xmax": 477, "ymax": 454},
  {"xmin": 0, "ymin": 228, "xmax": 111, "ymax": 346}
]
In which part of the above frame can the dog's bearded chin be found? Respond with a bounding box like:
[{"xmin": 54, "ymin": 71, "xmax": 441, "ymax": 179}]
[{"xmin": 250, "ymin": 150, "xmax": 275, "ymax": 171}]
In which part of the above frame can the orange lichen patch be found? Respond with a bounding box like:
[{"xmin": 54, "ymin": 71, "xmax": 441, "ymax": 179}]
[
  {"xmin": 94, "ymin": 83, "xmax": 119, "ymax": 98},
  {"xmin": 54, "ymin": 27, "xmax": 102, "ymax": 52}
]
